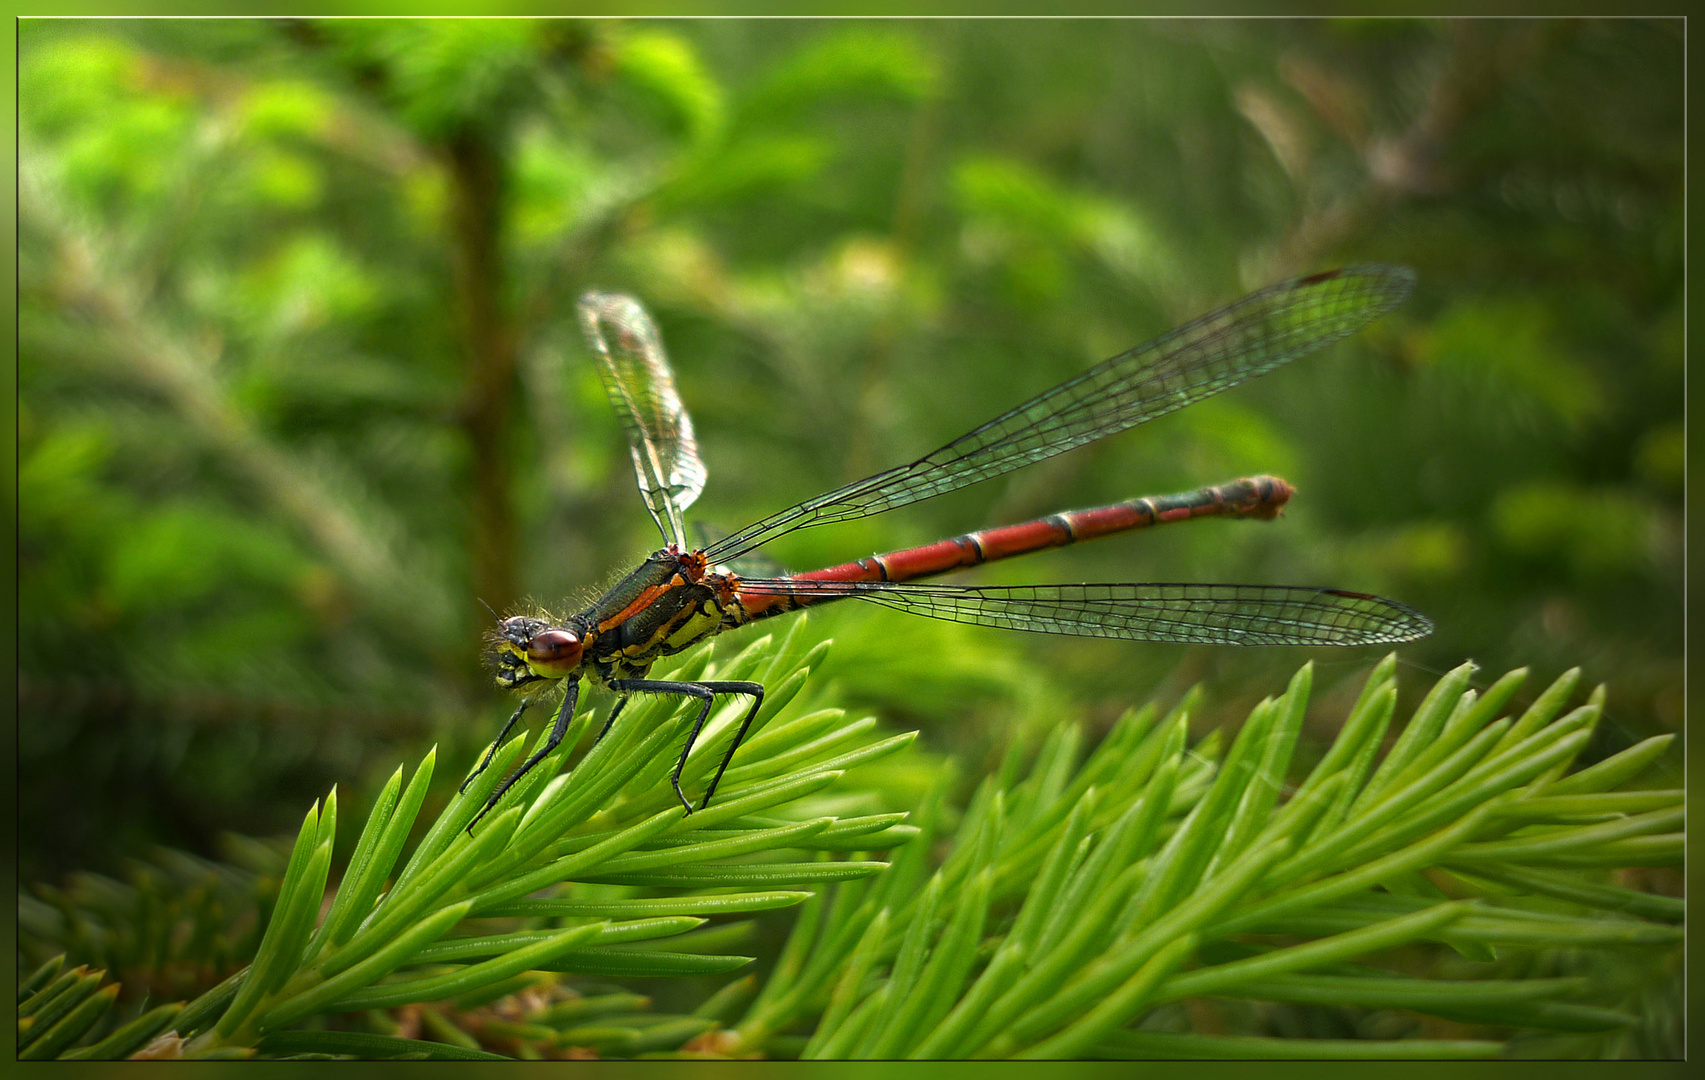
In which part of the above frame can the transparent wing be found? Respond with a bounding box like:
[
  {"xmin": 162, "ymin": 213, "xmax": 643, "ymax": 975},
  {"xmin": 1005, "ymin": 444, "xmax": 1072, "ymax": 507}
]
[
  {"xmin": 707, "ymin": 266, "xmax": 1414, "ymax": 563},
  {"xmin": 693, "ymin": 521, "xmax": 786, "ymax": 578},
  {"xmin": 578, "ymin": 292, "xmax": 708, "ymax": 547},
  {"xmin": 736, "ymin": 578, "xmax": 1434, "ymax": 646}
]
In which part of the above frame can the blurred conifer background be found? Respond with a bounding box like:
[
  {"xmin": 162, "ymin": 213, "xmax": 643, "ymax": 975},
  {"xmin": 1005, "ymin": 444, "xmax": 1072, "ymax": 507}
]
[{"xmin": 17, "ymin": 18, "xmax": 1681, "ymax": 893}]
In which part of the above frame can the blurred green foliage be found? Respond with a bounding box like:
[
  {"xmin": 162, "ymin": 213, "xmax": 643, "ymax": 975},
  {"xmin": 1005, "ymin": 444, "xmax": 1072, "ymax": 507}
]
[{"xmin": 17, "ymin": 14, "xmax": 1681, "ymax": 925}]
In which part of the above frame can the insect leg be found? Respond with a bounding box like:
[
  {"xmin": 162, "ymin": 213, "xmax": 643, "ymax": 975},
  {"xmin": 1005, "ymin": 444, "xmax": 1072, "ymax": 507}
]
[
  {"xmin": 606, "ymin": 678, "xmax": 765, "ymax": 812},
  {"xmin": 597, "ymin": 696, "xmax": 630, "ymax": 744},
  {"xmin": 462, "ymin": 698, "xmax": 530, "ymax": 794},
  {"xmin": 468, "ymin": 678, "xmax": 581, "ymax": 833},
  {"xmin": 693, "ymin": 682, "xmax": 765, "ymax": 809},
  {"xmin": 607, "ymin": 678, "xmax": 719, "ymax": 813}
]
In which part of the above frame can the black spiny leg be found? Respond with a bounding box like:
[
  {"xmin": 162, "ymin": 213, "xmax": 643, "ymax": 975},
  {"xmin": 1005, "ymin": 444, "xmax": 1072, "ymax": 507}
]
[
  {"xmin": 597, "ymin": 696, "xmax": 630, "ymax": 744},
  {"xmin": 462, "ymin": 698, "xmax": 530, "ymax": 795},
  {"xmin": 606, "ymin": 679, "xmax": 764, "ymax": 813},
  {"xmin": 608, "ymin": 679, "xmax": 713, "ymax": 812},
  {"xmin": 467, "ymin": 678, "xmax": 581, "ymax": 834},
  {"xmin": 698, "ymin": 682, "xmax": 765, "ymax": 809}
]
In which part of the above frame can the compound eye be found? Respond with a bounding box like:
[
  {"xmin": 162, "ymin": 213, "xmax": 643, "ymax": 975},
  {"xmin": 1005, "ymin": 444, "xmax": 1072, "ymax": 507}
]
[
  {"xmin": 500, "ymin": 615, "xmax": 538, "ymax": 646},
  {"xmin": 526, "ymin": 628, "xmax": 583, "ymax": 669}
]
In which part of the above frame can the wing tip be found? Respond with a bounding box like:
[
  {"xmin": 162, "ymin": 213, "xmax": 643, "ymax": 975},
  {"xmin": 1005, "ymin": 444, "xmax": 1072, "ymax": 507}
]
[
  {"xmin": 1322, "ymin": 588, "xmax": 1435, "ymax": 644},
  {"xmin": 1337, "ymin": 263, "xmax": 1418, "ymax": 307},
  {"xmin": 1297, "ymin": 263, "xmax": 1416, "ymax": 311}
]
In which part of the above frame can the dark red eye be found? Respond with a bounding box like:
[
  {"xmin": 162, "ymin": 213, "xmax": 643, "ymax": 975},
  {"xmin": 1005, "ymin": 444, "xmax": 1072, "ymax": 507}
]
[{"xmin": 526, "ymin": 628, "xmax": 583, "ymax": 666}]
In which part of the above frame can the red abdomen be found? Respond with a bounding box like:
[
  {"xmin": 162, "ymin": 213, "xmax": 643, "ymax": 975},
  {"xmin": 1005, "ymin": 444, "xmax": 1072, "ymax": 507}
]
[{"xmin": 736, "ymin": 475, "xmax": 1293, "ymax": 619}]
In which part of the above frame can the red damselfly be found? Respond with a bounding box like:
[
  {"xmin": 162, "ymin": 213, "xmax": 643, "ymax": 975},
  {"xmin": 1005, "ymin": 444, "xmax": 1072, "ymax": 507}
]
[{"xmin": 471, "ymin": 266, "xmax": 1431, "ymax": 826}]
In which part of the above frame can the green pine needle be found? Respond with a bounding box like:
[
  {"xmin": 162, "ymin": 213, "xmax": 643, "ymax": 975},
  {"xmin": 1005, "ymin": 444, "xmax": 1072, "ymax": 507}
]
[{"xmin": 18, "ymin": 633, "xmax": 1682, "ymax": 1059}]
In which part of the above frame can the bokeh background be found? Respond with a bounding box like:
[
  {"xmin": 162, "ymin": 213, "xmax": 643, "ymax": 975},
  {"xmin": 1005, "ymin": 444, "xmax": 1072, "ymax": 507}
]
[{"xmin": 17, "ymin": 14, "xmax": 1682, "ymax": 940}]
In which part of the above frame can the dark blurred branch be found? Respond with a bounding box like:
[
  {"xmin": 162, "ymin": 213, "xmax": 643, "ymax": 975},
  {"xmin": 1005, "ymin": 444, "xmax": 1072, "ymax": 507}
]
[
  {"xmin": 276, "ymin": 18, "xmax": 527, "ymax": 650},
  {"xmin": 447, "ymin": 130, "xmax": 520, "ymax": 633}
]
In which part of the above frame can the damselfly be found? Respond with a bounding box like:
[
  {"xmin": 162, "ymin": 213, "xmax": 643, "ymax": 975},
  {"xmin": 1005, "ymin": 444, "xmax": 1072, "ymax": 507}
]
[{"xmin": 471, "ymin": 266, "xmax": 1431, "ymax": 826}]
